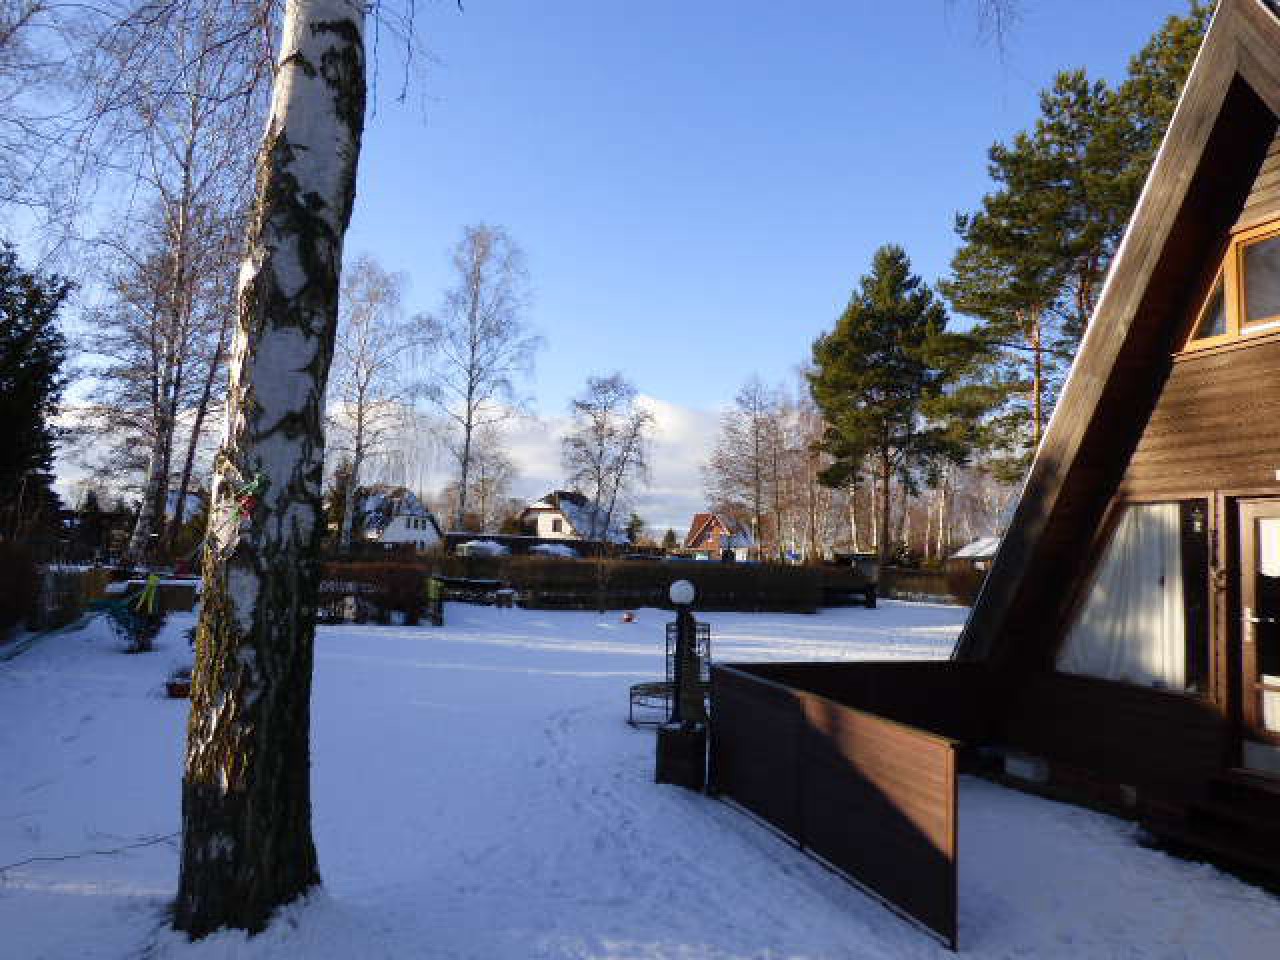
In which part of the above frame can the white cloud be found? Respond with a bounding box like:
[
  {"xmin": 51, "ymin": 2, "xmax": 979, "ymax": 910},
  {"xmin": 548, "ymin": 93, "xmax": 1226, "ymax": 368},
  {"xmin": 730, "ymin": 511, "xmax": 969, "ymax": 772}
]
[{"xmin": 500, "ymin": 394, "xmax": 718, "ymax": 538}]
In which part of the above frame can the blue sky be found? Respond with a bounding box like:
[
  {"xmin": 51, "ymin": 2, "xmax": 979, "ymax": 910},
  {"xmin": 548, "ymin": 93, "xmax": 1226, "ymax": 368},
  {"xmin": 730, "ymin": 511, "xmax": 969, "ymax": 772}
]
[{"xmin": 346, "ymin": 0, "xmax": 1194, "ymax": 422}]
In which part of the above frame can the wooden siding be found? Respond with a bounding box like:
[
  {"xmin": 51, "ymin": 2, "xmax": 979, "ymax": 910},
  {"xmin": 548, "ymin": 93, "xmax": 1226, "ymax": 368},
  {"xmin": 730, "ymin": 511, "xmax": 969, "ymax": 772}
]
[
  {"xmin": 710, "ymin": 664, "xmax": 962, "ymax": 949},
  {"xmin": 1003, "ymin": 672, "xmax": 1232, "ymax": 804},
  {"xmin": 1235, "ymin": 123, "xmax": 1280, "ymax": 230},
  {"xmin": 1119, "ymin": 337, "xmax": 1280, "ymax": 496}
]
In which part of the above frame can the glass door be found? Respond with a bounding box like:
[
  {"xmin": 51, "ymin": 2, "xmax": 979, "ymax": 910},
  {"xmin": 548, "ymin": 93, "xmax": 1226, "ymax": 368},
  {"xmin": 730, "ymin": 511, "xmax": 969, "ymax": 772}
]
[{"xmin": 1239, "ymin": 501, "xmax": 1280, "ymax": 774}]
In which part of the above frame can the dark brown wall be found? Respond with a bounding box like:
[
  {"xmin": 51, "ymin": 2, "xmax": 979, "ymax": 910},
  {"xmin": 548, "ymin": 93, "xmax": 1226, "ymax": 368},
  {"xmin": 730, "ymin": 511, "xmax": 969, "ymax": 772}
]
[
  {"xmin": 1119, "ymin": 336, "xmax": 1280, "ymax": 497},
  {"xmin": 1003, "ymin": 673, "xmax": 1232, "ymax": 804},
  {"xmin": 1236, "ymin": 129, "xmax": 1280, "ymax": 230}
]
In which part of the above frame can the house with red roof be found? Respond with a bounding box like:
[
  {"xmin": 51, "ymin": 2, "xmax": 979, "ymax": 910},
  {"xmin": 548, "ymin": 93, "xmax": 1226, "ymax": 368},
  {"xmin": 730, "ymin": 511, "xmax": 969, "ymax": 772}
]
[{"xmin": 683, "ymin": 512, "xmax": 753, "ymax": 561}]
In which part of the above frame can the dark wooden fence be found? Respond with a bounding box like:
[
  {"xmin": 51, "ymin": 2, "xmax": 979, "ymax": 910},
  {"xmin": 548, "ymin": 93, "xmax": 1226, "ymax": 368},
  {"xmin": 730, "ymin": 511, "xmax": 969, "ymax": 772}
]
[{"xmin": 709, "ymin": 661, "xmax": 995, "ymax": 950}]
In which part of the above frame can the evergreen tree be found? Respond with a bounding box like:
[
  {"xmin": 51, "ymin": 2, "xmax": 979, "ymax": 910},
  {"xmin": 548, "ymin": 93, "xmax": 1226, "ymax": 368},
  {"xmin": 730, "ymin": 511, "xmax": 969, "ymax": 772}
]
[
  {"xmin": 809, "ymin": 245, "xmax": 991, "ymax": 562},
  {"xmin": 662, "ymin": 528, "xmax": 678, "ymax": 552},
  {"xmin": 0, "ymin": 243, "xmax": 71, "ymax": 539},
  {"xmin": 624, "ymin": 512, "xmax": 645, "ymax": 545},
  {"xmin": 943, "ymin": 3, "xmax": 1211, "ymax": 481},
  {"xmin": 1116, "ymin": 2, "xmax": 1215, "ymax": 187}
]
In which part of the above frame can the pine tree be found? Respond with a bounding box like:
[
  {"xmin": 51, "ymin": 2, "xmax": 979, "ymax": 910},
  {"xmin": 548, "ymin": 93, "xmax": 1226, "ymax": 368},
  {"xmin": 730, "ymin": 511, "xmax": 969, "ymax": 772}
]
[
  {"xmin": 809, "ymin": 245, "xmax": 990, "ymax": 562},
  {"xmin": 625, "ymin": 512, "xmax": 645, "ymax": 545},
  {"xmin": 0, "ymin": 243, "xmax": 70, "ymax": 538},
  {"xmin": 943, "ymin": 4, "xmax": 1211, "ymax": 481}
]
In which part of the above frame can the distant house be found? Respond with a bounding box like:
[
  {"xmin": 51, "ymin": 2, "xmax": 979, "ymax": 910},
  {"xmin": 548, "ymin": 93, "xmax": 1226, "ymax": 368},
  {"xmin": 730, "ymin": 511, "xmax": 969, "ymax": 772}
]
[
  {"xmin": 948, "ymin": 536, "xmax": 1000, "ymax": 573},
  {"xmin": 357, "ymin": 485, "xmax": 443, "ymax": 553},
  {"xmin": 519, "ymin": 491, "xmax": 627, "ymax": 544},
  {"xmin": 683, "ymin": 512, "xmax": 753, "ymax": 561}
]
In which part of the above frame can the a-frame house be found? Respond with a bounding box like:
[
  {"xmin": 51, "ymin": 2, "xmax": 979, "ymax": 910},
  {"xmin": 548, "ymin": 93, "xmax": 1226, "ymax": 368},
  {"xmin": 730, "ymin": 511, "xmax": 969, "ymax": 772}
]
[
  {"xmin": 710, "ymin": 4, "xmax": 1280, "ymax": 943},
  {"xmin": 957, "ymin": 0, "xmax": 1280, "ymax": 867}
]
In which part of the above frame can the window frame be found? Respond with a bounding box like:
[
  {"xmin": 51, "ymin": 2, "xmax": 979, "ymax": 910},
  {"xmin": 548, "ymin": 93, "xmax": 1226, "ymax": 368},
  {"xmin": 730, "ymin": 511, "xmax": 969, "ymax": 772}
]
[
  {"xmin": 1237, "ymin": 219, "xmax": 1280, "ymax": 332},
  {"xmin": 1183, "ymin": 217, "xmax": 1280, "ymax": 352}
]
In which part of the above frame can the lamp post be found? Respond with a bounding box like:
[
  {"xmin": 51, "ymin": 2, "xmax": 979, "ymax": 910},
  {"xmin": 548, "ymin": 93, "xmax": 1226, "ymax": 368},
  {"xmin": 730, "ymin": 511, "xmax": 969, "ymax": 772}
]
[{"xmin": 656, "ymin": 579, "xmax": 707, "ymax": 789}]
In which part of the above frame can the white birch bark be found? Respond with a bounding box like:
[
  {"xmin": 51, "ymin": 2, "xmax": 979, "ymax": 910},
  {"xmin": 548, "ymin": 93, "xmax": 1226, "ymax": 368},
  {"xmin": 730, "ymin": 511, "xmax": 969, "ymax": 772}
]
[{"xmin": 176, "ymin": 0, "xmax": 366, "ymax": 937}]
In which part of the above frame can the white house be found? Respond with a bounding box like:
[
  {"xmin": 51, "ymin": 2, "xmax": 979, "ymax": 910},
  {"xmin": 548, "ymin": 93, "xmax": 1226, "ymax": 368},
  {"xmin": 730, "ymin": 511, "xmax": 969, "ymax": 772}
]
[
  {"xmin": 358, "ymin": 486, "xmax": 444, "ymax": 553},
  {"xmin": 518, "ymin": 491, "xmax": 628, "ymax": 544}
]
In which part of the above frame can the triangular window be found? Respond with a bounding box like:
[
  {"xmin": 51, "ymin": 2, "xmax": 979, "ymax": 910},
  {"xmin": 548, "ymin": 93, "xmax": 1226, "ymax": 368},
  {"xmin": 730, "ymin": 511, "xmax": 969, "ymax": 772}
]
[{"xmin": 1191, "ymin": 274, "xmax": 1227, "ymax": 341}]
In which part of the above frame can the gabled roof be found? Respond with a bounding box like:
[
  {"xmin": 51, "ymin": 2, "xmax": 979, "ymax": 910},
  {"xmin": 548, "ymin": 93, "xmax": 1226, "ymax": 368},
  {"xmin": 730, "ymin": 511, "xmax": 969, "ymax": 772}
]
[
  {"xmin": 684, "ymin": 512, "xmax": 753, "ymax": 549},
  {"xmin": 520, "ymin": 490, "xmax": 628, "ymax": 543},
  {"xmin": 955, "ymin": 0, "xmax": 1280, "ymax": 662},
  {"xmin": 359, "ymin": 485, "xmax": 442, "ymax": 539}
]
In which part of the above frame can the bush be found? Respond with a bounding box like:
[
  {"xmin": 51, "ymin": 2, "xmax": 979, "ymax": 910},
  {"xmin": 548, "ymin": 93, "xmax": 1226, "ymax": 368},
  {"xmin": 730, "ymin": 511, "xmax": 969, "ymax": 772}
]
[
  {"xmin": 105, "ymin": 595, "xmax": 166, "ymax": 653},
  {"xmin": 434, "ymin": 555, "xmax": 821, "ymax": 612},
  {"xmin": 320, "ymin": 562, "xmax": 426, "ymax": 624},
  {"xmin": 318, "ymin": 556, "xmax": 825, "ymax": 616}
]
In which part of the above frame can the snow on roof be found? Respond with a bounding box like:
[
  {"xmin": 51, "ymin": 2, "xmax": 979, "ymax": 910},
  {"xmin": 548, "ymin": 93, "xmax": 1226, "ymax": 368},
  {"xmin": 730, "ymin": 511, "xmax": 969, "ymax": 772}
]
[
  {"xmin": 951, "ymin": 536, "xmax": 1001, "ymax": 560},
  {"xmin": 359, "ymin": 485, "xmax": 437, "ymax": 535},
  {"xmin": 525, "ymin": 491, "xmax": 628, "ymax": 544}
]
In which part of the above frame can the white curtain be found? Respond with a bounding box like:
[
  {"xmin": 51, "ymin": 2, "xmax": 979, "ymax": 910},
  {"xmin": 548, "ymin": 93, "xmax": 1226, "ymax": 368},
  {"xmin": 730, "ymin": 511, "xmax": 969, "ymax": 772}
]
[{"xmin": 1058, "ymin": 502, "xmax": 1186, "ymax": 690}]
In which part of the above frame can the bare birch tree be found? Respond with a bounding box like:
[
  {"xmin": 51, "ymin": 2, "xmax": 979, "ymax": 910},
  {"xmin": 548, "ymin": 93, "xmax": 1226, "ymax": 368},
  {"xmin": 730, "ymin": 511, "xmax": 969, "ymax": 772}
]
[
  {"xmin": 61, "ymin": 0, "xmax": 270, "ymax": 563},
  {"xmin": 561, "ymin": 373, "xmax": 654, "ymax": 541},
  {"xmin": 328, "ymin": 253, "xmax": 414, "ymax": 551},
  {"xmin": 174, "ymin": 0, "xmax": 367, "ymax": 937},
  {"xmin": 703, "ymin": 376, "xmax": 782, "ymax": 559},
  {"xmin": 419, "ymin": 223, "xmax": 539, "ymax": 529}
]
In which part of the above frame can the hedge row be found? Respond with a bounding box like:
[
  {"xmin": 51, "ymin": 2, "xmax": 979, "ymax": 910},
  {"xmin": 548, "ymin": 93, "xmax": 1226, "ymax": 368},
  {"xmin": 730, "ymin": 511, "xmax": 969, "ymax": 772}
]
[{"xmin": 322, "ymin": 556, "xmax": 841, "ymax": 614}]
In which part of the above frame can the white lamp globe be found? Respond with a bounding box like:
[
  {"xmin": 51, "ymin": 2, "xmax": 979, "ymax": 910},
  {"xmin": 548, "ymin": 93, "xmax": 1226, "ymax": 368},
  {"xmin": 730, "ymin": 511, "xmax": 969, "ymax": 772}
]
[{"xmin": 669, "ymin": 579, "xmax": 695, "ymax": 606}]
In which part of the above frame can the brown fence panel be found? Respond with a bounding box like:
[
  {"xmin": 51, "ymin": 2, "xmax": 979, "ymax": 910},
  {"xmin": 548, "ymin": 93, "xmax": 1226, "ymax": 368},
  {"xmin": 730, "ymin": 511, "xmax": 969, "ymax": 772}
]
[
  {"xmin": 710, "ymin": 665, "xmax": 960, "ymax": 949},
  {"xmin": 710, "ymin": 666, "xmax": 804, "ymax": 838}
]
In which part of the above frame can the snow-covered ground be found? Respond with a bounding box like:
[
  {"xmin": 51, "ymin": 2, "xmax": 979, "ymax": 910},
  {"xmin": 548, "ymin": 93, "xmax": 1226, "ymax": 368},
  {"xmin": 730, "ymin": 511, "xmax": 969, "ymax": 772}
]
[{"xmin": 1, "ymin": 602, "xmax": 1277, "ymax": 959}]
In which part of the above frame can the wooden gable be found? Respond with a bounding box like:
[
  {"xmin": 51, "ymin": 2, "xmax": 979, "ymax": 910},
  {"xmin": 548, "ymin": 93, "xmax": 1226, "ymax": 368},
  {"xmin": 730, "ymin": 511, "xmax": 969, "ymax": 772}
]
[{"xmin": 956, "ymin": 0, "xmax": 1280, "ymax": 667}]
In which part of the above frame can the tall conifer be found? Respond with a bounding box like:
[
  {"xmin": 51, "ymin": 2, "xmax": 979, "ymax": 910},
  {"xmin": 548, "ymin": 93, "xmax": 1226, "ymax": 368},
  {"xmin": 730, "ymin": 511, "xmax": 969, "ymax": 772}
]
[{"xmin": 809, "ymin": 246, "xmax": 991, "ymax": 561}]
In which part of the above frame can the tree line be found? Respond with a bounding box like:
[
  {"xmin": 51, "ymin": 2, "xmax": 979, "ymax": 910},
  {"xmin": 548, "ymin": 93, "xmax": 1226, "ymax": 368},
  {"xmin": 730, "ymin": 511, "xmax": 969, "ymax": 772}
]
[{"xmin": 703, "ymin": 2, "xmax": 1211, "ymax": 565}]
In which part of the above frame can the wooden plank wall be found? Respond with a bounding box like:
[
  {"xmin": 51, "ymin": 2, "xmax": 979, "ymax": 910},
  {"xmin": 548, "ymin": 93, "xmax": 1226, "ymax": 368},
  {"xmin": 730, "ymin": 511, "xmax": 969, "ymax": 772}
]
[
  {"xmin": 1236, "ymin": 129, "xmax": 1280, "ymax": 230},
  {"xmin": 1119, "ymin": 336, "xmax": 1280, "ymax": 497},
  {"xmin": 1005, "ymin": 673, "xmax": 1231, "ymax": 803},
  {"xmin": 710, "ymin": 665, "xmax": 961, "ymax": 949}
]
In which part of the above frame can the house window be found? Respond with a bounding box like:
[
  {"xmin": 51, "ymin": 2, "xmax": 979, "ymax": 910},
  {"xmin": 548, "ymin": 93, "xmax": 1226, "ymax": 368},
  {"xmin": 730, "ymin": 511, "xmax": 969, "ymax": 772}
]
[
  {"xmin": 1057, "ymin": 500, "xmax": 1209, "ymax": 693},
  {"xmin": 552, "ymin": 518, "xmax": 562, "ymax": 533},
  {"xmin": 1185, "ymin": 219, "xmax": 1280, "ymax": 349},
  {"xmin": 1192, "ymin": 273, "xmax": 1227, "ymax": 340},
  {"xmin": 1243, "ymin": 231, "xmax": 1280, "ymax": 328}
]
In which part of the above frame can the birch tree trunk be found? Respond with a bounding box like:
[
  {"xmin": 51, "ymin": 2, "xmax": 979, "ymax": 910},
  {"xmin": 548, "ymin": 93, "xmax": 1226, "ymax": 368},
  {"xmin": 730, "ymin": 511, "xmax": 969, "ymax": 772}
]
[
  {"xmin": 338, "ymin": 435, "xmax": 363, "ymax": 551},
  {"xmin": 877, "ymin": 452, "xmax": 892, "ymax": 564},
  {"xmin": 175, "ymin": 0, "xmax": 366, "ymax": 937}
]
